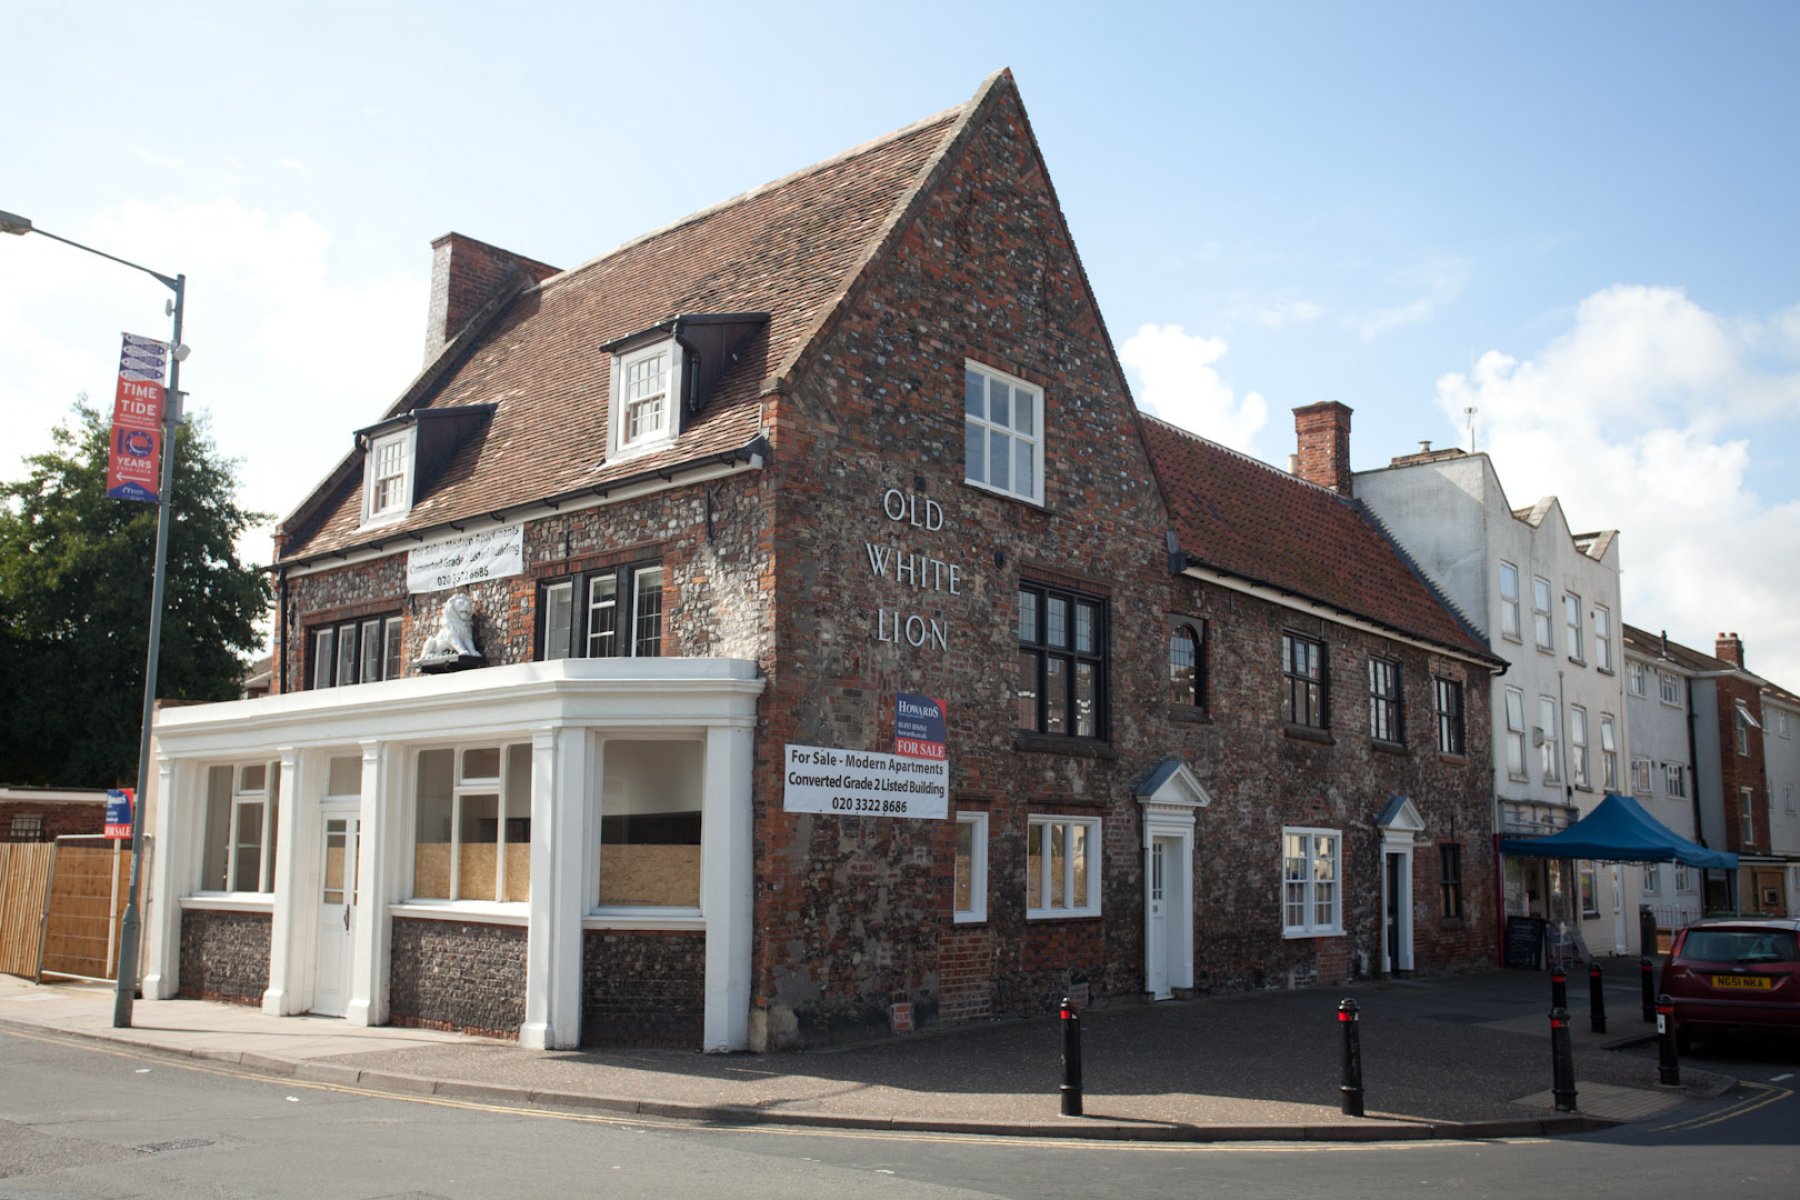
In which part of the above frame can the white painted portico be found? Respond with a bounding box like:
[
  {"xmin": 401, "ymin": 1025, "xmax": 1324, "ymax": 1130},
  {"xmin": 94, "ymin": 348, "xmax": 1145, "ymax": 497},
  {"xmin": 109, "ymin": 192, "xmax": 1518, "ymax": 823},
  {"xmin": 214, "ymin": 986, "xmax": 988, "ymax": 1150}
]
[
  {"xmin": 1135, "ymin": 759, "xmax": 1210, "ymax": 1000},
  {"xmin": 145, "ymin": 658, "xmax": 762, "ymax": 1051}
]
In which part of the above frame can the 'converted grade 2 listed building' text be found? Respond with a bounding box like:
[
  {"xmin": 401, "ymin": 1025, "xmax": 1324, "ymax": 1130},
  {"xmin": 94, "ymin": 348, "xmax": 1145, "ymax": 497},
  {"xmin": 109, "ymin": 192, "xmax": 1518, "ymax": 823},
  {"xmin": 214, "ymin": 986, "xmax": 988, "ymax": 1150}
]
[{"xmin": 143, "ymin": 72, "xmax": 1502, "ymax": 1052}]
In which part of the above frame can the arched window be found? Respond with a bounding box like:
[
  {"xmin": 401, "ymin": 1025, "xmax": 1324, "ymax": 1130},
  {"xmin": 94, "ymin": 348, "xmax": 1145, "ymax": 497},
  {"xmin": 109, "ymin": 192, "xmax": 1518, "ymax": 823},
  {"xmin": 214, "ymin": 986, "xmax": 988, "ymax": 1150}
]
[{"xmin": 1169, "ymin": 623, "xmax": 1203, "ymax": 708}]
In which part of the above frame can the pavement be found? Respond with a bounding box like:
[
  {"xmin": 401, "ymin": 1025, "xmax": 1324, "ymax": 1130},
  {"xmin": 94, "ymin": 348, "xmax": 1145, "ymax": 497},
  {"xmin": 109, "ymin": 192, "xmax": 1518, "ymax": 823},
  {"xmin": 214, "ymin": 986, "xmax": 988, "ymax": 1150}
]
[{"xmin": 0, "ymin": 956, "xmax": 1736, "ymax": 1144}]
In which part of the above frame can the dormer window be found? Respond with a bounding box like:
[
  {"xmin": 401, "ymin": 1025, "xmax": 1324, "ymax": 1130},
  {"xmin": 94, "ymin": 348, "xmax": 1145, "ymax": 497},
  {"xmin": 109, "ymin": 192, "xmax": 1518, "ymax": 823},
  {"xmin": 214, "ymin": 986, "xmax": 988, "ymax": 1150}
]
[
  {"xmin": 610, "ymin": 340, "xmax": 681, "ymax": 458},
  {"xmin": 363, "ymin": 428, "xmax": 414, "ymax": 525}
]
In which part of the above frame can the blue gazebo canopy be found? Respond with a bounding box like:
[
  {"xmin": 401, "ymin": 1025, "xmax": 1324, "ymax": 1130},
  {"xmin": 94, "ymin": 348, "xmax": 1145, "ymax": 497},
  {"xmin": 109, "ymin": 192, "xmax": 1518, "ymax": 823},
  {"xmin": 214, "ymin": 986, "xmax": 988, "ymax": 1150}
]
[{"xmin": 1500, "ymin": 792, "xmax": 1737, "ymax": 870}]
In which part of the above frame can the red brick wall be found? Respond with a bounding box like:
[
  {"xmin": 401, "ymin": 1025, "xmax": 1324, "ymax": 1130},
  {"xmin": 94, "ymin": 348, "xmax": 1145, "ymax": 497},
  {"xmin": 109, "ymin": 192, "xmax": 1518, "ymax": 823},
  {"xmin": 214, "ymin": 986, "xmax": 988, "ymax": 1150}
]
[
  {"xmin": 1716, "ymin": 674, "xmax": 1769, "ymax": 852},
  {"xmin": 0, "ymin": 801, "xmax": 104, "ymax": 841}
]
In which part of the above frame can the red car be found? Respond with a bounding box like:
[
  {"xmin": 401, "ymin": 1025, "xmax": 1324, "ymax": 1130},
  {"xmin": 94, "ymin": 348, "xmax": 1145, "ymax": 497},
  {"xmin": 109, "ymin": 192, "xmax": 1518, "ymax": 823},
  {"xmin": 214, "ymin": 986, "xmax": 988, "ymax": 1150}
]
[{"xmin": 1660, "ymin": 917, "xmax": 1800, "ymax": 1051}]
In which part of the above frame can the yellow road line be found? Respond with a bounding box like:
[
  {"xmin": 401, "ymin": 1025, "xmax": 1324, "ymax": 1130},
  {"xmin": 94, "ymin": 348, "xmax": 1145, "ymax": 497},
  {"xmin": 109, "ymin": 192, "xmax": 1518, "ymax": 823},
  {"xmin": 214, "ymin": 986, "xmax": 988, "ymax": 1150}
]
[{"xmin": 1652, "ymin": 1081, "xmax": 1790, "ymax": 1133}]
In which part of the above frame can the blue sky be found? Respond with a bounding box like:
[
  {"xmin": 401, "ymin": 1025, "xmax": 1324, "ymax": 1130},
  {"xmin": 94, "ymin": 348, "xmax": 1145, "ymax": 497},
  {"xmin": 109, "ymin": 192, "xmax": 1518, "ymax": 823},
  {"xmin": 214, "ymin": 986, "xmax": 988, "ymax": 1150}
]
[{"xmin": 4, "ymin": 1, "xmax": 1798, "ymax": 682}]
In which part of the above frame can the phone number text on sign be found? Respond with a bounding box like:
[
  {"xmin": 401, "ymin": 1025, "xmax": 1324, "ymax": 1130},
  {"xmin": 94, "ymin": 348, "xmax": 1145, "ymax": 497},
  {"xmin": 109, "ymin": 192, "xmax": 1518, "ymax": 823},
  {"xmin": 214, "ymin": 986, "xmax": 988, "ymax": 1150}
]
[{"xmin": 782, "ymin": 744, "xmax": 949, "ymax": 820}]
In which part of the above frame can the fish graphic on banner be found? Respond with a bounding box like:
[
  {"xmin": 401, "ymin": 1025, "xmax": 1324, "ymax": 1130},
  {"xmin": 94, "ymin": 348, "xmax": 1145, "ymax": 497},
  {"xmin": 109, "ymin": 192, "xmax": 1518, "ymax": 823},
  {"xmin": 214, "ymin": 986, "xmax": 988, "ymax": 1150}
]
[{"xmin": 106, "ymin": 332, "xmax": 169, "ymax": 503}]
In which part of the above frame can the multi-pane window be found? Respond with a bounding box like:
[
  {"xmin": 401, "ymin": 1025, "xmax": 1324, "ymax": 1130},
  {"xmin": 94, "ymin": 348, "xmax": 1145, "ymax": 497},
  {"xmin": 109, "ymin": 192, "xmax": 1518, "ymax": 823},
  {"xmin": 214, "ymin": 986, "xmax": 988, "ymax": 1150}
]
[
  {"xmin": 597, "ymin": 739, "xmax": 702, "ymax": 909},
  {"xmin": 1578, "ymin": 861, "xmax": 1599, "ymax": 917},
  {"xmin": 365, "ymin": 431, "xmax": 411, "ymax": 522},
  {"xmin": 1659, "ymin": 671, "xmax": 1681, "ymax": 707},
  {"xmin": 1735, "ymin": 704, "xmax": 1754, "ymax": 756},
  {"xmin": 1785, "ymin": 783, "xmax": 1795, "ymax": 815},
  {"xmin": 620, "ymin": 348, "xmax": 670, "ymax": 446},
  {"xmin": 1643, "ymin": 863, "xmax": 1661, "ymax": 895},
  {"xmin": 1282, "ymin": 828, "xmax": 1341, "ymax": 936},
  {"xmin": 1600, "ymin": 715, "xmax": 1618, "ymax": 790},
  {"xmin": 1532, "ymin": 577, "xmax": 1554, "ymax": 651},
  {"xmin": 1664, "ymin": 763, "xmax": 1687, "ymax": 798},
  {"xmin": 1283, "ymin": 633, "xmax": 1327, "ymax": 729},
  {"xmin": 1505, "ymin": 687, "xmax": 1528, "ymax": 778},
  {"xmin": 1368, "ymin": 657, "xmax": 1403, "ymax": 744},
  {"xmin": 964, "ymin": 361, "xmax": 1044, "ymax": 504},
  {"xmin": 1539, "ymin": 696, "xmax": 1561, "ymax": 782},
  {"xmin": 1594, "ymin": 606, "xmax": 1613, "ymax": 672},
  {"xmin": 1570, "ymin": 706, "xmax": 1590, "ymax": 788},
  {"xmin": 540, "ymin": 563, "xmax": 664, "ymax": 660},
  {"xmin": 1498, "ymin": 562, "xmax": 1522, "ymax": 640},
  {"xmin": 1675, "ymin": 862, "xmax": 1693, "ymax": 892},
  {"xmin": 1627, "ymin": 660, "xmax": 1646, "ymax": 696},
  {"xmin": 1440, "ymin": 844, "xmax": 1464, "ymax": 920},
  {"xmin": 1564, "ymin": 593, "xmax": 1583, "ymax": 662},
  {"xmin": 1017, "ymin": 583, "xmax": 1106, "ymax": 739},
  {"xmin": 310, "ymin": 615, "xmax": 404, "ymax": 689},
  {"xmin": 1026, "ymin": 815, "xmax": 1100, "ymax": 918},
  {"xmin": 954, "ymin": 811, "xmax": 989, "ymax": 924},
  {"xmin": 1631, "ymin": 756, "xmax": 1653, "ymax": 794},
  {"xmin": 199, "ymin": 762, "xmax": 280, "ymax": 894},
  {"xmin": 412, "ymin": 744, "xmax": 531, "ymax": 903},
  {"xmin": 1435, "ymin": 678, "xmax": 1465, "ymax": 755},
  {"xmin": 1168, "ymin": 621, "xmax": 1204, "ymax": 710},
  {"xmin": 1740, "ymin": 787, "xmax": 1755, "ymax": 846},
  {"xmin": 9, "ymin": 813, "xmax": 44, "ymax": 841}
]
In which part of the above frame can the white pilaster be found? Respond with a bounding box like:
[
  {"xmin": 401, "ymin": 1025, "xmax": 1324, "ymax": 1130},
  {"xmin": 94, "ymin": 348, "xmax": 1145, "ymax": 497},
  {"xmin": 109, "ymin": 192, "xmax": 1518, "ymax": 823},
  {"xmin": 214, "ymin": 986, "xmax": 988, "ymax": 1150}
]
[
  {"xmin": 700, "ymin": 724, "xmax": 755, "ymax": 1052},
  {"xmin": 347, "ymin": 739, "xmax": 388, "ymax": 1027},
  {"xmin": 262, "ymin": 748, "xmax": 306, "ymax": 1015},
  {"xmin": 521, "ymin": 726, "xmax": 585, "ymax": 1049},
  {"xmin": 141, "ymin": 755, "xmax": 185, "ymax": 999}
]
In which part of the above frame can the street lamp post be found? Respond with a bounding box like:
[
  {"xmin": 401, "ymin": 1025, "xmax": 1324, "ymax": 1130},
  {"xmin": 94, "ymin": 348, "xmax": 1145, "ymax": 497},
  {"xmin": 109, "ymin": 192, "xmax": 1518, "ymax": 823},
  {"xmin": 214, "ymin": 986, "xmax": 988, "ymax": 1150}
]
[{"xmin": 1, "ymin": 208, "xmax": 185, "ymax": 1028}]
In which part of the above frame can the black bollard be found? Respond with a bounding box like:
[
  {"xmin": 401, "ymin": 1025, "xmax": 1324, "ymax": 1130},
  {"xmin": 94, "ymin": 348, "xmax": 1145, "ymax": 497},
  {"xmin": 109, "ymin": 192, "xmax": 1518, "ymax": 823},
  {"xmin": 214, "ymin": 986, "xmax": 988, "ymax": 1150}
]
[
  {"xmin": 1059, "ymin": 997, "xmax": 1083, "ymax": 1117},
  {"xmin": 1588, "ymin": 962, "xmax": 1607, "ymax": 1035},
  {"xmin": 1640, "ymin": 957, "xmax": 1657, "ymax": 1024},
  {"xmin": 1551, "ymin": 966, "xmax": 1568, "ymax": 1011},
  {"xmin": 1550, "ymin": 1006, "xmax": 1578, "ymax": 1112},
  {"xmin": 1656, "ymin": 994, "xmax": 1681, "ymax": 1087},
  {"xmin": 1338, "ymin": 998, "xmax": 1365, "ymax": 1117},
  {"xmin": 1639, "ymin": 907, "xmax": 1659, "ymax": 960}
]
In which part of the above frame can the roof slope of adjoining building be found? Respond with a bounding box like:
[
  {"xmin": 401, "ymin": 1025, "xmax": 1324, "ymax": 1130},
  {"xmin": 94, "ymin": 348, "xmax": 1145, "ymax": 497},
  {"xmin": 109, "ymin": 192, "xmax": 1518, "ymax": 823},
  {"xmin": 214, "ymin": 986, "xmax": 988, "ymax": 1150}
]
[
  {"xmin": 1622, "ymin": 624, "xmax": 1800, "ymax": 707},
  {"xmin": 1141, "ymin": 415, "xmax": 1494, "ymax": 659},
  {"xmin": 279, "ymin": 102, "xmax": 973, "ymax": 561}
]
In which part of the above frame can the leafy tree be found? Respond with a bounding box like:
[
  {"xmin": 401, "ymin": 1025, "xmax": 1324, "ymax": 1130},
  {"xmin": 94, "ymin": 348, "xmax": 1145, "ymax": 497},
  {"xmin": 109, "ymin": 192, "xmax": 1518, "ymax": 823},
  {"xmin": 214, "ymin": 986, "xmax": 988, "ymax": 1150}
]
[{"xmin": 0, "ymin": 401, "xmax": 270, "ymax": 787}]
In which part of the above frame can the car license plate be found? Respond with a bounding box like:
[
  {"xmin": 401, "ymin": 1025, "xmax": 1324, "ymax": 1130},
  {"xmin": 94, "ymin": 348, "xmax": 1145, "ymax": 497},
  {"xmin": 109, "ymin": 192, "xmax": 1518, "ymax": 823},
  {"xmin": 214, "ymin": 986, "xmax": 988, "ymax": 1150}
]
[{"xmin": 1711, "ymin": 974, "xmax": 1771, "ymax": 989}]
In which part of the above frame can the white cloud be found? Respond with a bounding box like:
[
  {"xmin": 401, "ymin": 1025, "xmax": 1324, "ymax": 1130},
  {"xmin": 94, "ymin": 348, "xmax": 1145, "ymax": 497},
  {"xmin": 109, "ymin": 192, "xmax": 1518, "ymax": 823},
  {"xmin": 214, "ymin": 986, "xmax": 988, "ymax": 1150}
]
[
  {"xmin": 1230, "ymin": 296, "xmax": 1325, "ymax": 329},
  {"xmin": 1120, "ymin": 324, "xmax": 1268, "ymax": 452},
  {"xmin": 0, "ymin": 198, "xmax": 425, "ymax": 569},
  {"xmin": 1355, "ymin": 255, "xmax": 1468, "ymax": 341},
  {"xmin": 1436, "ymin": 284, "xmax": 1800, "ymax": 687}
]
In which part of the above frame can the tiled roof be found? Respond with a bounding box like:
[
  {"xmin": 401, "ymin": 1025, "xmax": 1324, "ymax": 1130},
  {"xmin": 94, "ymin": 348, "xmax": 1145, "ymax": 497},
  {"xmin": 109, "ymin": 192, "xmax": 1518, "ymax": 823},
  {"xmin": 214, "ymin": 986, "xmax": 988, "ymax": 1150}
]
[
  {"xmin": 1623, "ymin": 624, "xmax": 1800, "ymax": 706},
  {"xmin": 1140, "ymin": 416, "xmax": 1493, "ymax": 659},
  {"xmin": 279, "ymin": 100, "xmax": 973, "ymax": 560}
]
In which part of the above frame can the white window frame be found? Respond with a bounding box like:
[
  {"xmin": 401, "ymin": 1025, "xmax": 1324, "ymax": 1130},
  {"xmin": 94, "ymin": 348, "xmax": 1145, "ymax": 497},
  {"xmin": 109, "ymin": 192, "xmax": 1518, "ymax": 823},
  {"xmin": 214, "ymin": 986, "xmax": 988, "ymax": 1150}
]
[
  {"xmin": 1570, "ymin": 705, "xmax": 1589, "ymax": 789},
  {"xmin": 954, "ymin": 810, "xmax": 989, "ymax": 924},
  {"xmin": 1578, "ymin": 860, "xmax": 1599, "ymax": 917},
  {"xmin": 1627, "ymin": 660, "xmax": 1646, "ymax": 696},
  {"xmin": 409, "ymin": 743, "xmax": 531, "ymax": 907},
  {"xmin": 1600, "ymin": 714, "xmax": 1618, "ymax": 790},
  {"xmin": 1784, "ymin": 782, "xmax": 1794, "ymax": 815},
  {"xmin": 362, "ymin": 428, "xmax": 415, "ymax": 526},
  {"xmin": 1498, "ymin": 561, "xmax": 1522, "ymax": 641},
  {"xmin": 1675, "ymin": 862, "xmax": 1693, "ymax": 893},
  {"xmin": 1025, "ymin": 814, "xmax": 1100, "ymax": 919},
  {"xmin": 1593, "ymin": 605, "xmax": 1613, "ymax": 672},
  {"xmin": 1282, "ymin": 826, "xmax": 1342, "ymax": 938},
  {"xmin": 1631, "ymin": 756, "xmax": 1653, "ymax": 795},
  {"xmin": 197, "ymin": 761, "xmax": 279, "ymax": 896},
  {"xmin": 1740, "ymin": 787, "xmax": 1755, "ymax": 845},
  {"xmin": 609, "ymin": 340, "xmax": 681, "ymax": 460},
  {"xmin": 964, "ymin": 359, "xmax": 1045, "ymax": 505},
  {"xmin": 1505, "ymin": 687, "xmax": 1528, "ymax": 779},
  {"xmin": 1532, "ymin": 576, "xmax": 1554, "ymax": 652},
  {"xmin": 1538, "ymin": 695, "xmax": 1561, "ymax": 783},
  {"xmin": 1663, "ymin": 762, "xmax": 1687, "ymax": 799},
  {"xmin": 1564, "ymin": 593, "xmax": 1584, "ymax": 663},
  {"xmin": 1659, "ymin": 671, "xmax": 1682, "ymax": 708},
  {"xmin": 1642, "ymin": 863, "xmax": 1661, "ymax": 895}
]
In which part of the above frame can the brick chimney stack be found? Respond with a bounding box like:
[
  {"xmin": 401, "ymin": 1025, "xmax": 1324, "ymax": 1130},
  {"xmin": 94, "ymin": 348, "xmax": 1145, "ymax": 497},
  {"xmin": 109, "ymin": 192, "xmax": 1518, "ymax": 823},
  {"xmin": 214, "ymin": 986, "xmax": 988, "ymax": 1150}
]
[
  {"xmin": 1292, "ymin": 402, "xmax": 1354, "ymax": 495},
  {"xmin": 423, "ymin": 233, "xmax": 561, "ymax": 365},
  {"xmin": 1716, "ymin": 631, "xmax": 1745, "ymax": 669}
]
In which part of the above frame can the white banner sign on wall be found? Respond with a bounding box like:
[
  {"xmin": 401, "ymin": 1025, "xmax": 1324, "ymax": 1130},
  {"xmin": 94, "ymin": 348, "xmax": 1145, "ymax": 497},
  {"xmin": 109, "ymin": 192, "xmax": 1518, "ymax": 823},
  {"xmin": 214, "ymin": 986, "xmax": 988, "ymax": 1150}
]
[
  {"xmin": 407, "ymin": 524, "xmax": 524, "ymax": 594},
  {"xmin": 782, "ymin": 743, "xmax": 949, "ymax": 820}
]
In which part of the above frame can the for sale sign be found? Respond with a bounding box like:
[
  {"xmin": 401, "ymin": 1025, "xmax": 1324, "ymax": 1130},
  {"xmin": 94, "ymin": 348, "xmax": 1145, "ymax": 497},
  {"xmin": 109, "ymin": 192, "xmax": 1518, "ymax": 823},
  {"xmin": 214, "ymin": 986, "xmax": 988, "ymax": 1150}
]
[
  {"xmin": 106, "ymin": 333, "xmax": 169, "ymax": 503},
  {"xmin": 782, "ymin": 744, "xmax": 949, "ymax": 820},
  {"xmin": 895, "ymin": 692, "xmax": 948, "ymax": 760},
  {"xmin": 104, "ymin": 789, "xmax": 134, "ymax": 839}
]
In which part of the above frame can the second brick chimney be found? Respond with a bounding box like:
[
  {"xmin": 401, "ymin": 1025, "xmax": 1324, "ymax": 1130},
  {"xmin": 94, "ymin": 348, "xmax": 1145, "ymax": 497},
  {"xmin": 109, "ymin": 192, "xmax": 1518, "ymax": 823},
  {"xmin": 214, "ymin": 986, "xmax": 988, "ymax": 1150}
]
[
  {"xmin": 1716, "ymin": 631, "xmax": 1745, "ymax": 670},
  {"xmin": 423, "ymin": 233, "xmax": 561, "ymax": 365},
  {"xmin": 1293, "ymin": 401, "xmax": 1354, "ymax": 495}
]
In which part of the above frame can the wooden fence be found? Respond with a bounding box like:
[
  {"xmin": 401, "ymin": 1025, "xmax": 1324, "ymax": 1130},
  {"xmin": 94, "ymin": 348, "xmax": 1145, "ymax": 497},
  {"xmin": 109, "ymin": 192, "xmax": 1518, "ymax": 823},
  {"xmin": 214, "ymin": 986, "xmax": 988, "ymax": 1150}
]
[{"xmin": 0, "ymin": 836, "xmax": 140, "ymax": 982}]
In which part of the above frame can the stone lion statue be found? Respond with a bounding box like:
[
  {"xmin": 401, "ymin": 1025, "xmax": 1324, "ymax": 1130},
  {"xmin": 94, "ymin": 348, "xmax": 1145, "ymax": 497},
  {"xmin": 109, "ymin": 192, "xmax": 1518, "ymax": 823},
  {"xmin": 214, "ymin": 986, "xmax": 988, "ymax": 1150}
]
[{"xmin": 418, "ymin": 593, "xmax": 479, "ymax": 661}]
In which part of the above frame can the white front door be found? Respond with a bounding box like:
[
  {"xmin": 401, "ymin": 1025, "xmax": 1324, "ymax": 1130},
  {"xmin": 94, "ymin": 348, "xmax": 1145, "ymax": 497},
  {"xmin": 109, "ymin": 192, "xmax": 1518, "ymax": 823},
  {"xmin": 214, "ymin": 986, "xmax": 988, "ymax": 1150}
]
[
  {"xmin": 1147, "ymin": 838, "xmax": 1169, "ymax": 998},
  {"xmin": 312, "ymin": 812, "xmax": 359, "ymax": 1017}
]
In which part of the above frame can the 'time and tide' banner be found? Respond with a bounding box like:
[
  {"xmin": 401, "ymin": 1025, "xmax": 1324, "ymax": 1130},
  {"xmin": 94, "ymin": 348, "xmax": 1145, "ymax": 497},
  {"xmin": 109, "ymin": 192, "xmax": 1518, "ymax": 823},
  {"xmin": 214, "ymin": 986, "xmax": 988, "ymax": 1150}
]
[{"xmin": 106, "ymin": 333, "xmax": 170, "ymax": 503}]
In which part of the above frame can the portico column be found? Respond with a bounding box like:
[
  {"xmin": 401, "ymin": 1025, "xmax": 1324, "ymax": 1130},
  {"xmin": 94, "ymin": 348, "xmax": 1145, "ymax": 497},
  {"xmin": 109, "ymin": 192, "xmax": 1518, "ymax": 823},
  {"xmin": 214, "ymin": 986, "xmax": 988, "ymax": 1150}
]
[
  {"xmin": 347, "ymin": 739, "xmax": 389, "ymax": 1027},
  {"xmin": 521, "ymin": 725, "xmax": 585, "ymax": 1049},
  {"xmin": 262, "ymin": 748, "xmax": 305, "ymax": 1015},
  {"xmin": 141, "ymin": 754, "xmax": 185, "ymax": 1000},
  {"xmin": 700, "ymin": 723, "xmax": 755, "ymax": 1052}
]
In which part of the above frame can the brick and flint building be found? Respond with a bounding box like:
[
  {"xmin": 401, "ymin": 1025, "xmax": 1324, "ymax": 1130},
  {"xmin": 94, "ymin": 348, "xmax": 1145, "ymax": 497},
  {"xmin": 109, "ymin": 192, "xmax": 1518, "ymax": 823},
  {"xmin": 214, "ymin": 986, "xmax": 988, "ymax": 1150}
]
[{"xmin": 142, "ymin": 72, "xmax": 1503, "ymax": 1051}]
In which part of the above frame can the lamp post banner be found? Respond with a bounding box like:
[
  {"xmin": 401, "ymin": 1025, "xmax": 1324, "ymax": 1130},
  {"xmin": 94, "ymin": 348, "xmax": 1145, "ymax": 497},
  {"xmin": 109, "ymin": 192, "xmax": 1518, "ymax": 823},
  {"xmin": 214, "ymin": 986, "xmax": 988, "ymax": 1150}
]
[{"xmin": 106, "ymin": 332, "xmax": 168, "ymax": 503}]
